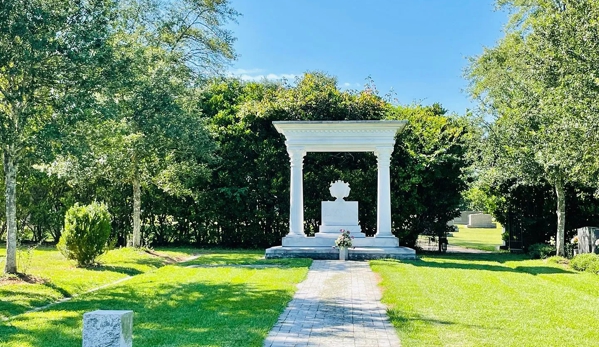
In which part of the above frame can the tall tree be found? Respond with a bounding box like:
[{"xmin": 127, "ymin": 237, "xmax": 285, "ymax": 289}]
[
  {"xmin": 0, "ymin": 0, "xmax": 115, "ymax": 274},
  {"xmin": 106, "ymin": 0, "xmax": 237, "ymax": 247},
  {"xmin": 467, "ymin": 0, "xmax": 599, "ymax": 255},
  {"xmin": 42, "ymin": 0, "xmax": 237, "ymax": 247}
]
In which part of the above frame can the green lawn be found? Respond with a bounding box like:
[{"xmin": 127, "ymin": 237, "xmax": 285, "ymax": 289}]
[
  {"xmin": 449, "ymin": 224, "xmax": 503, "ymax": 251},
  {"xmin": 0, "ymin": 249, "xmax": 310, "ymax": 347},
  {"xmin": 372, "ymin": 253, "xmax": 599, "ymax": 347},
  {"xmin": 0, "ymin": 246, "xmax": 197, "ymax": 320}
]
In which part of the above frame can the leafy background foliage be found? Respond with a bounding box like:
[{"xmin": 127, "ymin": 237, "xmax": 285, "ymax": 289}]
[{"xmin": 2, "ymin": 73, "xmax": 471, "ymax": 249}]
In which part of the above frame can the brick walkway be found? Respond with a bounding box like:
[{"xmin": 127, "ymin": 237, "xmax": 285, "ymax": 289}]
[{"xmin": 264, "ymin": 260, "xmax": 401, "ymax": 347}]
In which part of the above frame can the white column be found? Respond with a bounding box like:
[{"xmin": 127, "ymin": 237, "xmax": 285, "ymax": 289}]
[
  {"xmin": 287, "ymin": 146, "xmax": 306, "ymax": 237},
  {"xmin": 375, "ymin": 146, "xmax": 394, "ymax": 237}
]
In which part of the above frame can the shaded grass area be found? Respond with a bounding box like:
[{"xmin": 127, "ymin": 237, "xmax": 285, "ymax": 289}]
[
  {"xmin": 0, "ymin": 246, "xmax": 196, "ymax": 319},
  {"xmin": 0, "ymin": 251, "xmax": 310, "ymax": 347},
  {"xmin": 185, "ymin": 249, "xmax": 306, "ymax": 267},
  {"xmin": 372, "ymin": 253, "xmax": 599, "ymax": 347},
  {"xmin": 448, "ymin": 224, "xmax": 503, "ymax": 251}
]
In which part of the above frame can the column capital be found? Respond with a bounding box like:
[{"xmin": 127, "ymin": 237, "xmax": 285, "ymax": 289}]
[
  {"xmin": 374, "ymin": 146, "xmax": 394, "ymax": 167},
  {"xmin": 287, "ymin": 146, "xmax": 306, "ymax": 167},
  {"xmin": 287, "ymin": 146, "xmax": 306, "ymax": 157},
  {"xmin": 374, "ymin": 146, "xmax": 394, "ymax": 158}
]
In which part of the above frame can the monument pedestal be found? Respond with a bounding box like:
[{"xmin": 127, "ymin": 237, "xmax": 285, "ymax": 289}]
[
  {"xmin": 271, "ymin": 180, "xmax": 415, "ymax": 259},
  {"xmin": 317, "ymin": 198, "xmax": 365, "ymax": 234},
  {"xmin": 266, "ymin": 245, "xmax": 416, "ymax": 260}
]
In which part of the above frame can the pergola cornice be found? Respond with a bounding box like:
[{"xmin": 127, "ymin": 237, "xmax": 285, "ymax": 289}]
[{"xmin": 272, "ymin": 120, "xmax": 407, "ymax": 152}]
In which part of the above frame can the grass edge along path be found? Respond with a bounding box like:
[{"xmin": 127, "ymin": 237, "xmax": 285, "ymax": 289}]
[
  {"xmin": 4, "ymin": 274, "xmax": 135, "ymax": 322},
  {"xmin": 0, "ymin": 246, "xmax": 199, "ymax": 320},
  {"xmin": 0, "ymin": 251, "xmax": 311, "ymax": 347},
  {"xmin": 371, "ymin": 253, "xmax": 599, "ymax": 347}
]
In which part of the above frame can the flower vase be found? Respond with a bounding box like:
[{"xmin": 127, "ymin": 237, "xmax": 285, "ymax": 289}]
[{"xmin": 339, "ymin": 247, "xmax": 348, "ymax": 261}]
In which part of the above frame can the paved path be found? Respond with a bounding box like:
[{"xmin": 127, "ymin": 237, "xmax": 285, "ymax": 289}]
[
  {"xmin": 264, "ymin": 260, "xmax": 401, "ymax": 347},
  {"xmin": 446, "ymin": 245, "xmax": 493, "ymax": 254}
]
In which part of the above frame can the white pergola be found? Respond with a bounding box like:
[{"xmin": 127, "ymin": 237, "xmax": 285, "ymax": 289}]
[{"xmin": 273, "ymin": 120, "xmax": 408, "ymax": 241}]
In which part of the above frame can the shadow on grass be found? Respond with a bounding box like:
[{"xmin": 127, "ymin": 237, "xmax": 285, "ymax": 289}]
[
  {"xmin": 446, "ymin": 240, "xmax": 498, "ymax": 251},
  {"xmin": 84, "ymin": 265, "xmax": 144, "ymax": 276},
  {"xmin": 415, "ymin": 252, "xmax": 521, "ymax": 263},
  {"xmin": 0, "ymin": 284, "xmax": 70, "ymax": 318},
  {"xmin": 387, "ymin": 308, "xmax": 490, "ymax": 330},
  {"xmin": 0, "ymin": 278, "xmax": 296, "ymax": 347},
  {"xmin": 0, "ymin": 291, "xmax": 44, "ymax": 319},
  {"xmin": 377, "ymin": 253, "xmax": 575, "ymax": 275},
  {"xmin": 41, "ymin": 281, "xmax": 72, "ymax": 298},
  {"xmin": 180, "ymin": 254, "xmax": 311, "ymax": 269}
]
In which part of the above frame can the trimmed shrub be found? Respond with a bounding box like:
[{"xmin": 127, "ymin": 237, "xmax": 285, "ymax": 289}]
[
  {"xmin": 57, "ymin": 202, "xmax": 112, "ymax": 266},
  {"xmin": 527, "ymin": 243, "xmax": 555, "ymax": 259},
  {"xmin": 571, "ymin": 253, "xmax": 599, "ymax": 274}
]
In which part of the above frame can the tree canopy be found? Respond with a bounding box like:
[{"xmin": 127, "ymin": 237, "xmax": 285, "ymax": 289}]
[
  {"xmin": 467, "ymin": 0, "xmax": 599, "ymax": 255},
  {"xmin": 0, "ymin": 0, "xmax": 116, "ymax": 274}
]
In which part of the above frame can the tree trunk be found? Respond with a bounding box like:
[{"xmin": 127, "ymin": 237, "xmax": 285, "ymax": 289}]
[
  {"xmin": 132, "ymin": 175, "xmax": 142, "ymax": 248},
  {"xmin": 3, "ymin": 145, "xmax": 18, "ymax": 274},
  {"xmin": 555, "ymin": 178, "xmax": 566, "ymax": 257}
]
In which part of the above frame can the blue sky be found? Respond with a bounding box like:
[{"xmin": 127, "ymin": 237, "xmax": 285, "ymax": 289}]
[{"xmin": 226, "ymin": 1, "xmax": 509, "ymax": 115}]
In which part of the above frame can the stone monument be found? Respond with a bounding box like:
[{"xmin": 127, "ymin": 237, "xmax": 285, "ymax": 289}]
[
  {"xmin": 264, "ymin": 120, "xmax": 416, "ymax": 260},
  {"xmin": 83, "ymin": 310, "xmax": 133, "ymax": 347},
  {"xmin": 452, "ymin": 211, "xmax": 482, "ymax": 225},
  {"xmin": 317, "ymin": 180, "xmax": 365, "ymax": 238},
  {"xmin": 577, "ymin": 226, "xmax": 599, "ymax": 254},
  {"xmin": 467, "ymin": 213, "xmax": 496, "ymax": 228}
]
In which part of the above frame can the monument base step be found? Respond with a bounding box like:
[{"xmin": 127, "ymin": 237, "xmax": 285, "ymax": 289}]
[
  {"xmin": 265, "ymin": 246, "xmax": 417, "ymax": 260},
  {"xmin": 282, "ymin": 235, "xmax": 399, "ymax": 247}
]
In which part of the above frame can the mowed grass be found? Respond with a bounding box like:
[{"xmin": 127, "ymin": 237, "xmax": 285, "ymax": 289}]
[
  {"xmin": 449, "ymin": 224, "xmax": 503, "ymax": 251},
  {"xmin": 0, "ymin": 246, "xmax": 198, "ymax": 320},
  {"xmin": 0, "ymin": 249, "xmax": 310, "ymax": 347},
  {"xmin": 371, "ymin": 253, "xmax": 599, "ymax": 347}
]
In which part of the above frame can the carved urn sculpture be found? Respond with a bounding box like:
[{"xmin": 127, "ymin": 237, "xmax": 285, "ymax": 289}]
[{"xmin": 329, "ymin": 180, "xmax": 351, "ymax": 201}]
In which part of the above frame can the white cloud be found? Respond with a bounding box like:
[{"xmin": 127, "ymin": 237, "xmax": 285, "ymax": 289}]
[
  {"xmin": 227, "ymin": 69, "xmax": 298, "ymax": 82},
  {"xmin": 228, "ymin": 68, "xmax": 264, "ymax": 75},
  {"xmin": 341, "ymin": 82, "xmax": 361, "ymax": 89}
]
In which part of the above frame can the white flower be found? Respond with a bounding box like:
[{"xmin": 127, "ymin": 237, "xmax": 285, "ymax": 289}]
[{"xmin": 335, "ymin": 229, "xmax": 353, "ymax": 248}]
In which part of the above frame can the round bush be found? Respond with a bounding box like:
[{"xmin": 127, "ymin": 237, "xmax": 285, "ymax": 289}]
[
  {"xmin": 570, "ymin": 253, "xmax": 599, "ymax": 274},
  {"xmin": 57, "ymin": 202, "xmax": 112, "ymax": 267},
  {"xmin": 527, "ymin": 243, "xmax": 555, "ymax": 259}
]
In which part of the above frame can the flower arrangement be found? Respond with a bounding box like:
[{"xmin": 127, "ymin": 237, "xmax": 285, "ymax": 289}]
[
  {"xmin": 335, "ymin": 229, "xmax": 354, "ymax": 248},
  {"xmin": 571, "ymin": 236, "xmax": 579, "ymax": 244}
]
